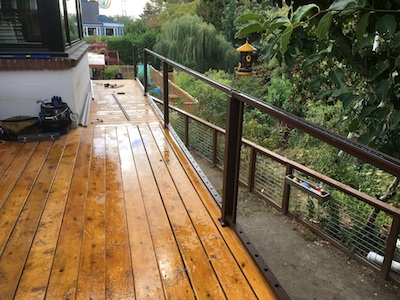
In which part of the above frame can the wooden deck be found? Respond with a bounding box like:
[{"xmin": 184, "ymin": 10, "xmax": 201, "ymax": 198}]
[{"xmin": 0, "ymin": 80, "xmax": 278, "ymax": 299}]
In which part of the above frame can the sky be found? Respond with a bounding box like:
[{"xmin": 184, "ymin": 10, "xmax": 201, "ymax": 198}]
[{"xmin": 98, "ymin": 0, "xmax": 148, "ymax": 18}]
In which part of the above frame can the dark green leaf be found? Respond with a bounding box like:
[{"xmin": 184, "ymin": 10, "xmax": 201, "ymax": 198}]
[
  {"xmin": 292, "ymin": 4, "xmax": 319, "ymax": 23},
  {"xmin": 269, "ymin": 17, "xmax": 290, "ymax": 31},
  {"xmin": 353, "ymin": 34, "xmax": 374, "ymax": 53},
  {"xmin": 316, "ymin": 89, "xmax": 332, "ymax": 99},
  {"xmin": 308, "ymin": 77, "xmax": 323, "ymax": 90},
  {"xmin": 264, "ymin": 36, "xmax": 278, "ymax": 61},
  {"xmin": 302, "ymin": 53, "xmax": 322, "ymax": 69},
  {"xmin": 376, "ymin": 15, "xmax": 397, "ymax": 38},
  {"xmin": 237, "ymin": 13, "xmax": 265, "ymax": 22},
  {"xmin": 317, "ymin": 12, "xmax": 333, "ymax": 39},
  {"xmin": 392, "ymin": 111, "xmax": 400, "ymax": 127},
  {"xmin": 280, "ymin": 26, "xmax": 293, "ymax": 55},
  {"xmin": 370, "ymin": 59, "xmax": 390, "ymax": 79},
  {"xmin": 284, "ymin": 52, "xmax": 295, "ymax": 68},
  {"xmin": 395, "ymin": 56, "xmax": 400, "ymax": 68},
  {"xmin": 342, "ymin": 94, "xmax": 358, "ymax": 110},
  {"xmin": 332, "ymin": 87, "xmax": 353, "ymax": 97},
  {"xmin": 328, "ymin": 0, "xmax": 356, "ymax": 11},
  {"xmin": 238, "ymin": 23, "xmax": 264, "ymax": 37},
  {"xmin": 375, "ymin": 78, "xmax": 392, "ymax": 101},
  {"xmin": 329, "ymin": 68, "xmax": 345, "ymax": 87},
  {"xmin": 371, "ymin": 108, "xmax": 391, "ymax": 122},
  {"xmin": 358, "ymin": 133, "xmax": 370, "ymax": 145},
  {"xmin": 356, "ymin": 12, "xmax": 370, "ymax": 40},
  {"xmin": 359, "ymin": 106, "xmax": 376, "ymax": 119},
  {"xmin": 348, "ymin": 118, "xmax": 359, "ymax": 132},
  {"xmin": 393, "ymin": 32, "xmax": 400, "ymax": 49}
]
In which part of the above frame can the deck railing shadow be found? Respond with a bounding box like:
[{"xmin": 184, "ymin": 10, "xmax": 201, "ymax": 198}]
[{"xmin": 135, "ymin": 47, "xmax": 400, "ymax": 285}]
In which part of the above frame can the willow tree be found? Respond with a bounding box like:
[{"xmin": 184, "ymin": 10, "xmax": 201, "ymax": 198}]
[{"xmin": 154, "ymin": 15, "xmax": 237, "ymax": 73}]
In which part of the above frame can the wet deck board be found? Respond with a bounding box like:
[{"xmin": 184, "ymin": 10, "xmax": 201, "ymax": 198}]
[{"xmin": 0, "ymin": 80, "xmax": 278, "ymax": 299}]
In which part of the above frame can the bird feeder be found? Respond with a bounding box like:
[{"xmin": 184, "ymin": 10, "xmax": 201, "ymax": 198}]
[{"xmin": 235, "ymin": 41, "xmax": 256, "ymax": 76}]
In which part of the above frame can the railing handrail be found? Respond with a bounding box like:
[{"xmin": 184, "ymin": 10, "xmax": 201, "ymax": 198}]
[{"xmin": 144, "ymin": 48, "xmax": 400, "ymax": 179}]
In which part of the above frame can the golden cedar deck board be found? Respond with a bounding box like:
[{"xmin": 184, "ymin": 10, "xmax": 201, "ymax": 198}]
[
  {"xmin": 0, "ymin": 141, "xmax": 52, "ymax": 256},
  {"xmin": 150, "ymin": 124, "xmax": 259, "ymax": 300},
  {"xmin": 0, "ymin": 142, "xmax": 39, "ymax": 208},
  {"xmin": 76, "ymin": 126, "xmax": 106, "ymax": 300},
  {"xmin": 139, "ymin": 125, "xmax": 225, "ymax": 300},
  {"xmin": 0, "ymin": 136, "xmax": 68, "ymax": 300},
  {"xmin": 104, "ymin": 126, "xmax": 135, "ymax": 299},
  {"xmin": 117, "ymin": 126, "xmax": 164, "ymax": 300},
  {"xmin": 128, "ymin": 126, "xmax": 195, "ymax": 300},
  {"xmin": 46, "ymin": 127, "xmax": 93, "ymax": 300},
  {"xmin": 0, "ymin": 141, "xmax": 24, "ymax": 178},
  {"xmin": 161, "ymin": 127, "xmax": 279, "ymax": 300},
  {"xmin": 14, "ymin": 128, "xmax": 82, "ymax": 299}
]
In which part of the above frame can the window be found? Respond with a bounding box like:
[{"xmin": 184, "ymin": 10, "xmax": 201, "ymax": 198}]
[{"xmin": 0, "ymin": 0, "xmax": 83, "ymax": 55}]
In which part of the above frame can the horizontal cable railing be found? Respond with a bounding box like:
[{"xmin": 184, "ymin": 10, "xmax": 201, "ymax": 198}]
[{"xmin": 139, "ymin": 48, "xmax": 400, "ymax": 285}]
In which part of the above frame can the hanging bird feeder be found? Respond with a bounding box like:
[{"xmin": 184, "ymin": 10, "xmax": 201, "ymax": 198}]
[{"xmin": 235, "ymin": 41, "xmax": 256, "ymax": 76}]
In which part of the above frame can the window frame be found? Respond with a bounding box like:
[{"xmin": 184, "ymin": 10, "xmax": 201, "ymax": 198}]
[{"xmin": 0, "ymin": 0, "xmax": 83, "ymax": 56}]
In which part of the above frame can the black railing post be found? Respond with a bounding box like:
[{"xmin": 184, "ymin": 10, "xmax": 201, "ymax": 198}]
[
  {"xmin": 282, "ymin": 164, "xmax": 293, "ymax": 215},
  {"xmin": 143, "ymin": 50, "xmax": 148, "ymax": 96},
  {"xmin": 162, "ymin": 60, "xmax": 169, "ymax": 128},
  {"xmin": 220, "ymin": 93, "xmax": 244, "ymax": 227},
  {"xmin": 132, "ymin": 45, "xmax": 137, "ymax": 78},
  {"xmin": 381, "ymin": 216, "xmax": 400, "ymax": 279}
]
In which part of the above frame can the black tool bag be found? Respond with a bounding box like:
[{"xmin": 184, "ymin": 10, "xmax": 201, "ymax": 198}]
[{"xmin": 39, "ymin": 96, "xmax": 71, "ymax": 134}]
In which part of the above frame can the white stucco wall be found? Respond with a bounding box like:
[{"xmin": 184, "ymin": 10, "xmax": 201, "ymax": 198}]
[{"xmin": 0, "ymin": 55, "xmax": 90, "ymax": 121}]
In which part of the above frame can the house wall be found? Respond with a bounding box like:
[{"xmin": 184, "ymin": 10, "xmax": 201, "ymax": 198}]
[{"xmin": 0, "ymin": 54, "xmax": 90, "ymax": 121}]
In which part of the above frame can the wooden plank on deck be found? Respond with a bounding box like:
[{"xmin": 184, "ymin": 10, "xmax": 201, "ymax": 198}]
[
  {"xmin": 139, "ymin": 125, "xmax": 226, "ymax": 299},
  {"xmin": 46, "ymin": 127, "xmax": 93, "ymax": 300},
  {"xmin": 0, "ymin": 136, "xmax": 68, "ymax": 300},
  {"xmin": 117, "ymin": 126, "xmax": 164, "ymax": 300},
  {"xmin": 128, "ymin": 126, "xmax": 195, "ymax": 300},
  {"xmin": 14, "ymin": 128, "xmax": 82, "ymax": 299}
]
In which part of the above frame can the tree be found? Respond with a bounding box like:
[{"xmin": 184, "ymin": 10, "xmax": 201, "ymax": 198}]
[
  {"xmin": 154, "ymin": 14, "xmax": 236, "ymax": 72},
  {"xmin": 238, "ymin": 0, "xmax": 400, "ymax": 159}
]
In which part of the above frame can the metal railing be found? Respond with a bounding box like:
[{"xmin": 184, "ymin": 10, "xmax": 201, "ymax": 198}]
[{"xmin": 139, "ymin": 48, "xmax": 400, "ymax": 286}]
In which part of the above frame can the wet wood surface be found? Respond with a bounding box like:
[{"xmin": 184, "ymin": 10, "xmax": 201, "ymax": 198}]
[{"xmin": 0, "ymin": 80, "xmax": 277, "ymax": 299}]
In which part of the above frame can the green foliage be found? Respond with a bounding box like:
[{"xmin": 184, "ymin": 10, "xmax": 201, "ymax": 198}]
[
  {"xmin": 174, "ymin": 70, "xmax": 232, "ymax": 127},
  {"xmin": 237, "ymin": 0, "xmax": 400, "ymax": 159},
  {"xmin": 154, "ymin": 15, "xmax": 237, "ymax": 73},
  {"xmin": 102, "ymin": 65, "xmax": 122, "ymax": 79}
]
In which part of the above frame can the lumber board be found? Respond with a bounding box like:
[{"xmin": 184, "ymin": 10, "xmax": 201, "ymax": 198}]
[
  {"xmin": 128, "ymin": 126, "xmax": 194, "ymax": 300},
  {"xmin": 14, "ymin": 128, "xmax": 81, "ymax": 299},
  {"xmin": 0, "ymin": 136, "xmax": 68, "ymax": 300},
  {"xmin": 76, "ymin": 126, "xmax": 106, "ymax": 300},
  {"xmin": 104, "ymin": 126, "xmax": 135, "ymax": 299},
  {"xmin": 0, "ymin": 141, "xmax": 23, "ymax": 178},
  {"xmin": 0, "ymin": 141, "xmax": 52, "ymax": 256},
  {"xmin": 46, "ymin": 127, "xmax": 93, "ymax": 300},
  {"xmin": 0, "ymin": 142, "xmax": 39, "ymax": 208},
  {"xmin": 139, "ymin": 125, "xmax": 225, "ymax": 299},
  {"xmin": 150, "ymin": 124, "xmax": 259, "ymax": 299},
  {"xmin": 117, "ymin": 126, "xmax": 164, "ymax": 300}
]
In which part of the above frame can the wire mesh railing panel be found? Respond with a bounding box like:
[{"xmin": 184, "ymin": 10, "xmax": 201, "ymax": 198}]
[
  {"xmin": 288, "ymin": 170, "xmax": 393, "ymax": 264},
  {"xmin": 253, "ymin": 153, "xmax": 286, "ymax": 207},
  {"xmin": 239, "ymin": 145, "xmax": 251, "ymax": 186},
  {"xmin": 170, "ymin": 110, "xmax": 185, "ymax": 140},
  {"xmin": 188, "ymin": 121, "xmax": 214, "ymax": 162},
  {"xmin": 216, "ymin": 131, "xmax": 225, "ymax": 169}
]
